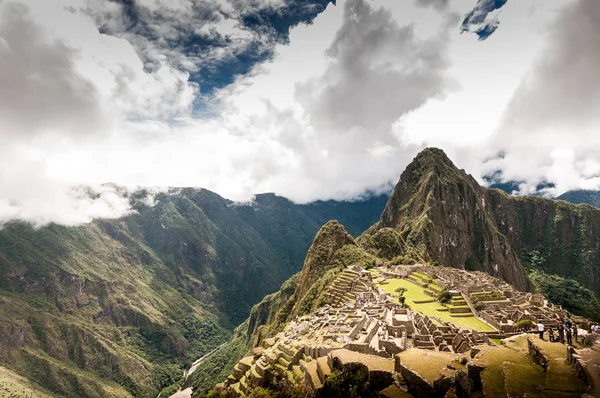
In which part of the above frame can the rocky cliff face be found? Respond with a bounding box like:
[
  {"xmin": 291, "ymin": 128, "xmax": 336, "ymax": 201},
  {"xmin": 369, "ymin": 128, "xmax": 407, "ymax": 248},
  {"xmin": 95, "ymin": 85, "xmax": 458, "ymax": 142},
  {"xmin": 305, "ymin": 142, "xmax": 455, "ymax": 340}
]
[
  {"xmin": 488, "ymin": 189, "xmax": 600, "ymax": 295},
  {"xmin": 376, "ymin": 148, "xmax": 530, "ymax": 291}
]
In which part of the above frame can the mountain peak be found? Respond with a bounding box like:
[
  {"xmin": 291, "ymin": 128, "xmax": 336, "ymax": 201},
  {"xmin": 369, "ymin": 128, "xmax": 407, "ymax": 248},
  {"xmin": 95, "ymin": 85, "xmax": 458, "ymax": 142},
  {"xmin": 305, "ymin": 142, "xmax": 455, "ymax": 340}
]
[
  {"xmin": 375, "ymin": 149, "xmax": 530, "ymax": 291},
  {"xmin": 414, "ymin": 147, "xmax": 452, "ymax": 163}
]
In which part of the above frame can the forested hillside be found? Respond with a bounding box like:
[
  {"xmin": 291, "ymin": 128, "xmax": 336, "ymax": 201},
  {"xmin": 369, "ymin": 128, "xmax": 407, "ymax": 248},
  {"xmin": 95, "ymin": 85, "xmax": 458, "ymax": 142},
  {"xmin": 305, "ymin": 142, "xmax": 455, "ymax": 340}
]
[{"xmin": 0, "ymin": 189, "xmax": 386, "ymax": 397}]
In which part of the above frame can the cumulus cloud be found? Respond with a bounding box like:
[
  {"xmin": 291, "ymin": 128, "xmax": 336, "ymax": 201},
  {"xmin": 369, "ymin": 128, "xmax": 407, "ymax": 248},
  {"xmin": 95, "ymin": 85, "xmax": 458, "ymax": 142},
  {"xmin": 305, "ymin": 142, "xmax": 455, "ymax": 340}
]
[
  {"xmin": 213, "ymin": 0, "xmax": 458, "ymax": 201},
  {"xmin": 297, "ymin": 0, "xmax": 453, "ymax": 134},
  {"xmin": 487, "ymin": 0, "xmax": 600, "ymax": 196},
  {"xmin": 0, "ymin": 0, "xmax": 459, "ymax": 226},
  {"xmin": 0, "ymin": 0, "xmax": 196, "ymax": 225},
  {"xmin": 0, "ymin": 2, "xmax": 104, "ymax": 140},
  {"xmin": 83, "ymin": 0, "xmax": 333, "ymax": 96}
]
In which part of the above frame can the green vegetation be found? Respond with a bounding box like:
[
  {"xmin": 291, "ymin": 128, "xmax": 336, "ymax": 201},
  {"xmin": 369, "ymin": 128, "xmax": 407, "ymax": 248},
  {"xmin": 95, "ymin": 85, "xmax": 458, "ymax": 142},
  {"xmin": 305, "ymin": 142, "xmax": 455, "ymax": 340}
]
[
  {"xmin": 0, "ymin": 366, "xmax": 56, "ymax": 398},
  {"xmin": 397, "ymin": 350, "xmax": 459, "ymax": 384},
  {"xmin": 378, "ymin": 279, "xmax": 432, "ymax": 303},
  {"xmin": 529, "ymin": 270, "xmax": 600, "ymax": 322},
  {"xmin": 0, "ymin": 189, "xmax": 385, "ymax": 397},
  {"xmin": 317, "ymin": 363, "xmax": 382, "ymax": 398},
  {"xmin": 437, "ymin": 289, "xmax": 451, "ymax": 304},
  {"xmin": 358, "ymin": 228, "xmax": 405, "ymax": 260},
  {"xmin": 514, "ymin": 320, "xmax": 535, "ymax": 331}
]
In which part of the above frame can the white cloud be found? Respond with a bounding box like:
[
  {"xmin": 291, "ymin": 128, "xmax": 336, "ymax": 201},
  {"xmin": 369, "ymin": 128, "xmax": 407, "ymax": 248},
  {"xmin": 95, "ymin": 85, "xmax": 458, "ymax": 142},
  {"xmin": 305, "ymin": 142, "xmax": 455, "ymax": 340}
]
[
  {"xmin": 1, "ymin": 0, "xmax": 600, "ymax": 228},
  {"xmin": 484, "ymin": 0, "xmax": 600, "ymax": 196}
]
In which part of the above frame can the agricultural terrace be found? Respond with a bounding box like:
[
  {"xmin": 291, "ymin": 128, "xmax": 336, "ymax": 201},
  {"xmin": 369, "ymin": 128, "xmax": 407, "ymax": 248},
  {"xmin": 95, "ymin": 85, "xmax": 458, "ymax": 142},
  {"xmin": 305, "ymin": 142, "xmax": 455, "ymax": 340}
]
[{"xmin": 376, "ymin": 276, "xmax": 496, "ymax": 333}]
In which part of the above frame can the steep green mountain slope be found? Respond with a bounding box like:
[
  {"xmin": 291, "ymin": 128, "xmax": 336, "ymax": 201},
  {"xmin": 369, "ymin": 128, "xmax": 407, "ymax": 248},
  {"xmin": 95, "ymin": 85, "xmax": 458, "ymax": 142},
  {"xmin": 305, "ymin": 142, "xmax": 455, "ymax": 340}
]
[
  {"xmin": 189, "ymin": 221, "xmax": 378, "ymax": 396},
  {"xmin": 556, "ymin": 189, "xmax": 600, "ymax": 208},
  {"xmin": 0, "ymin": 190, "xmax": 385, "ymax": 397},
  {"xmin": 488, "ymin": 189, "xmax": 600, "ymax": 296}
]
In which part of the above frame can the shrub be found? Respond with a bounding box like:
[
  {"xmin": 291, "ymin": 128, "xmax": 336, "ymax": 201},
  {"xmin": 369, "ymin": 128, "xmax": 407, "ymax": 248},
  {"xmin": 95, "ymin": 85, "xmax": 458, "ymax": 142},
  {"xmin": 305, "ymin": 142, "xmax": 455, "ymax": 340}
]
[
  {"xmin": 399, "ymin": 296, "xmax": 406, "ymax": 305},
  {"xmin": 474, "ymin": 302, "xmax": 484, "ymax": 311},
  {"xmin": 583, "ymin": 333, "xmax": 600, "ymax": 348},
  {"xmin": 514, "ymin": 319, "xmax": 535, "ymax": 331},
  {"xmin": 438, "ymin": 289, "xmax": 451, "ymax": 304}
]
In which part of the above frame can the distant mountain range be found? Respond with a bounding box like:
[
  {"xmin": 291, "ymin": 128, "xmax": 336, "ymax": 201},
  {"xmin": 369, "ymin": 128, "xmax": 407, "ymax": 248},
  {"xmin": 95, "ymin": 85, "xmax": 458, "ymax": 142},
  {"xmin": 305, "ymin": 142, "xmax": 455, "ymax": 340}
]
[
  {"xmin": 486, "ymin": 176, "xmax": 600, "ymax": 208},
  {"xmin": 556, "ymin": 189, "xmax": 600, "ymax": 208}
]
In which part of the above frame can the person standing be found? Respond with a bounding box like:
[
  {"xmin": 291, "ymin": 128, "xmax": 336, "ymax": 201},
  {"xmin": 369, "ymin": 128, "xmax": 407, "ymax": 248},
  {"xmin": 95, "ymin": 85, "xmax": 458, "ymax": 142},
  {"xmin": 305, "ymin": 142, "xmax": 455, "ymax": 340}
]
[
  {"xmin": 557, "ymin": 323, "xmax": 565, "ymax": 344},
  {"xmin": 537, "ymin": 321, "xmax": 545, "ymax": 340},
  {"xmin": 573, "ymin": 323, "xmax": 578, "ymax": 344},
  {"xmin": 566, "ymin": 318, "xmax": 573, "ymax": 329},
  {"xmin": 566, "ymin": 325, "xmax": 573, "ymax": 345},
  {"xmin": 548, "ymin": 327, "xmax": 554, "ymax": 342}
]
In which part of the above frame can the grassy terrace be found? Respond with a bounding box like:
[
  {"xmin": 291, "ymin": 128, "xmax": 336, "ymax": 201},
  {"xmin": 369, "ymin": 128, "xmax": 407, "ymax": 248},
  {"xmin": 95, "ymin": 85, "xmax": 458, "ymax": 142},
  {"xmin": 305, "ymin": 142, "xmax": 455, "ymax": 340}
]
[
  {"xmin": 377, "ymin": 277, "xmax": 496, "ymax": 332},
  {"xmin": 472, "ymin": 335, "xmax": 585, "ymax": 398},
  {"xmin": 397, "ymin": 349, "xmax": 461, "ymax": 384}
]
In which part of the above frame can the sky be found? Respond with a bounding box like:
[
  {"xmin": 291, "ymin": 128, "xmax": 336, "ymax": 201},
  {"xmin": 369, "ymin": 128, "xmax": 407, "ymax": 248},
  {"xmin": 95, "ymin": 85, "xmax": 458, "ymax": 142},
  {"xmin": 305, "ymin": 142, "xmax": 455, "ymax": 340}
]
[{"xmin": 0, "ymin": 0, "xmax": 599, "ymax": 226}]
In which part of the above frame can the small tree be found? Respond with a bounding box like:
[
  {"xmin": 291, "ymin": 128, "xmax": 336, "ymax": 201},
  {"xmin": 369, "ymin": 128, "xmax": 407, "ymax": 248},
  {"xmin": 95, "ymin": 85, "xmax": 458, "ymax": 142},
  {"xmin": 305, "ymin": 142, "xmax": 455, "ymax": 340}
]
[
  {"xmin": 399, "ymin": 296, "xmax": 406, "ymax": 305},
  {"xmin": 395, "ymin": 287, "xmax": 407, "ymax": 294},
  {"xmin": 514, "ymin": 319, "xmax": 535, "ymax": 331},
  {"xmin": 474, "ymin": 302, "xmax": 484, "ymax": 311},
  {"xmin": 438, "ymin": 289, "xmax": 451, "ymax": 304}
]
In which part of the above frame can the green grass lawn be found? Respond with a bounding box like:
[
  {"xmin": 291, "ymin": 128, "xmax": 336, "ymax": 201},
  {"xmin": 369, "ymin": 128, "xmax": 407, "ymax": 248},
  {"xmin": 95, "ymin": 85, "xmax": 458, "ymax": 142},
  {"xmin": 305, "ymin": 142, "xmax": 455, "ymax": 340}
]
[
  {"xmin": 377, "ymin": 278, "xmax": 496, "ymax": 332},
  {"xmin": 378, "ymin": 278, "xmax": 433, "ymax": 302}
]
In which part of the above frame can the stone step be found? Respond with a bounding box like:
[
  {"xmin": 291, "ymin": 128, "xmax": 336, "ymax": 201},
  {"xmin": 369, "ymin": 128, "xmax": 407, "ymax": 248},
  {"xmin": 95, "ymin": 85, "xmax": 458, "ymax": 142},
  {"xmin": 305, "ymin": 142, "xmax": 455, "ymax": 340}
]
[
  {"xmin": 279, "ymin": 344, "xmax": 294, "ymax": 358},
  {"xmin": 316, "ymin": 356, "xmax": 331, "ymax": 384},
  {"xmin": 255, "ymin": 359, "xmax": 269, "ymax": 376},
  {"xmin": 226, "ymin": 375, "xmax": 237, "ymax": 385},
  {"xmin": 232, "ymin": 363, "xmax": 245, "ymax": 380},
  {"xmin": 231, "ymin": 382, "xmax": 245, "ymax": 397},
  {"xmin": 249, "ymin": 365, "xmax": 263, "ymax": 384},
  {"xmin": 278, "ymin": 356, "xmax": 291, "ymax": 369},
  {"xmin": 304, "ymin": 360, "xmax": 323, "ymax": 390},
  {"xmin": 292, "ymin": 365, "xmax": 304, "ymax": 382},
  {"xmin": 343, "ymin": 292, "xmax": 355, "ymax": 301},
  {"xmin": 338, "ymin": 274, "xmax": 354, "ymax": 281},
  {"xmin": 239, "ymin": 375, "xmax": 249, "ymax": 394},
  {"xmin": 238, "ymin": 357, "xmax": 253, "ymax": 372}
]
